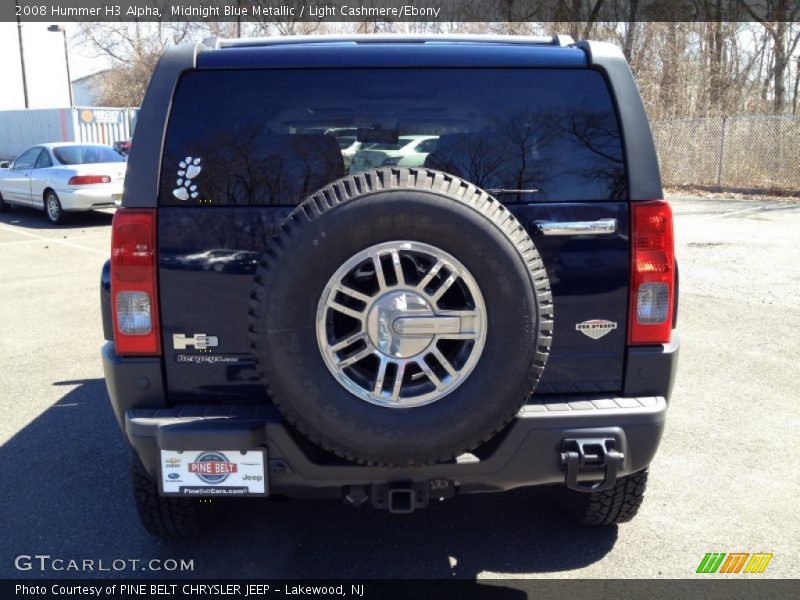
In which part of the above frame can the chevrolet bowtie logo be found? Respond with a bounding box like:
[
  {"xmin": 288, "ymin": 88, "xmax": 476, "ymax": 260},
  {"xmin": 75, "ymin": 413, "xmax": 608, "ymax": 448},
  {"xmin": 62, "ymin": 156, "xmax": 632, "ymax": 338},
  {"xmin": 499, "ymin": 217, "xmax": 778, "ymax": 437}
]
[{"xmin": 172, "ymin": 333, "xmax": 219, "ymax": 350}]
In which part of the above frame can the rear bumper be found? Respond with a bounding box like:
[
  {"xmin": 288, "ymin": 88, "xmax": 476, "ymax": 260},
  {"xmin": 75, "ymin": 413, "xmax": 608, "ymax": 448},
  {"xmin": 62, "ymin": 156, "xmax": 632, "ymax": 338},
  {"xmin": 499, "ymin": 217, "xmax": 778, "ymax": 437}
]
[
  {"xmin": 56, "ymin": 185, "xmax": 122, "ymax": 211},
  {"xmin": 103, "ymin": 342, "xmax": 669, "ymax": 499},
  {"xmin": 125, "ymin": 399, "xmax": 665, "ymax": 498}
]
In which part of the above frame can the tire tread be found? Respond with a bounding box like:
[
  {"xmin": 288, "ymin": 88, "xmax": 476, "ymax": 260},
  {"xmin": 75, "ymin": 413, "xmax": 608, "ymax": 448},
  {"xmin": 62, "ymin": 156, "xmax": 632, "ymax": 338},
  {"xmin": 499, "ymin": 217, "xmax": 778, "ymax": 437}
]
[
  {"xmin": 130, "ymin": 456, "xmax": 210, "ymax": 539},
  {"xmin": 569, "ymin": 469, "xmax": 649, "ymax": 526},
  {"xmin": 249, "ymin": 168, "xmax": 554, "ymax": 466}
]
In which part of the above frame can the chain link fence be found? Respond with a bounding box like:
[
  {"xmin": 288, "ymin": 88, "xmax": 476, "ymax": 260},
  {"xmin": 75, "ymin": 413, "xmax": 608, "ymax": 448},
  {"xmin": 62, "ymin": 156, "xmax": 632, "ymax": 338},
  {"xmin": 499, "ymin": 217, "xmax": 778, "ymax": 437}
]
[{"xmin": 651, "ymin": 115, "xmax": 800, "ymax": 192}]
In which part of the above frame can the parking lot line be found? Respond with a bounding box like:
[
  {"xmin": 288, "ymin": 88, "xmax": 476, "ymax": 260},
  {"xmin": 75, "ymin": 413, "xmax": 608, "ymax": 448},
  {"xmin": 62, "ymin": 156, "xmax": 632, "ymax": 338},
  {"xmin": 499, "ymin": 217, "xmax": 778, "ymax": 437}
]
[
  {"xmin": 0, "ymin": 224, "xmax": 107, "ymax": 256},
  {"xmin": 702, "ymin": 205, "xmax": 765, "ymax": 220}
]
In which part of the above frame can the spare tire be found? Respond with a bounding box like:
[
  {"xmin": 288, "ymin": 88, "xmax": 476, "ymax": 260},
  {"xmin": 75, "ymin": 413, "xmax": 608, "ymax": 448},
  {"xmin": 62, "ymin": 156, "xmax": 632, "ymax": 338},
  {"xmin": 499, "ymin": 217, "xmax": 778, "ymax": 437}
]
[{"xmin": 249, "ymin": 168, "xmax": 553, "ymax": 466}]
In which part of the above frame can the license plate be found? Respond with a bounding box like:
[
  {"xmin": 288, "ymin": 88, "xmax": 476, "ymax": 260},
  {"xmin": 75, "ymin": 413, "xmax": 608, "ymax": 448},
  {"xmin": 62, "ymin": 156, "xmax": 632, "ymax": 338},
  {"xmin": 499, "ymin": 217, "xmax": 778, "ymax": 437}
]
[{"xmin": 160, "ymin": 449, "xmax": 267, "ymax": 496}]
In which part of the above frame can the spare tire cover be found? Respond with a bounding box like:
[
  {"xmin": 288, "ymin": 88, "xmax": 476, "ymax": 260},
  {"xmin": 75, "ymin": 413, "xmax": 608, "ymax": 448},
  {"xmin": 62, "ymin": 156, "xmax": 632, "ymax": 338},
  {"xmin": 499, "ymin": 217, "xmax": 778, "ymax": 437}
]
[{"xmin": 249, "ymin": 168, "xmax": 553, "ymax": 465}]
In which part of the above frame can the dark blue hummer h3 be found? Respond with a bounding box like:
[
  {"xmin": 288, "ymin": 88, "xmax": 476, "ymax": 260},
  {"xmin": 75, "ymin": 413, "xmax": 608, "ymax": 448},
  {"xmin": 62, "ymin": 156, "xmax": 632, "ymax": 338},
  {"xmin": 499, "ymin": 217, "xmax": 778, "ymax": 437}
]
[{"xmin": 100, "ymin": 35, "xmax": 679, "ymax": 538}]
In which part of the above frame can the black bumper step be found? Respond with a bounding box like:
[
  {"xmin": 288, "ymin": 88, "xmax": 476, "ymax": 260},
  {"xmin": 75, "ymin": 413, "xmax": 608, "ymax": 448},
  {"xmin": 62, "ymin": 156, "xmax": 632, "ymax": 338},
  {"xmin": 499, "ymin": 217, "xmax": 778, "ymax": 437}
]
[{"xmin": 125, "ymin": 396, "xmax": 667, "ymax": 499}]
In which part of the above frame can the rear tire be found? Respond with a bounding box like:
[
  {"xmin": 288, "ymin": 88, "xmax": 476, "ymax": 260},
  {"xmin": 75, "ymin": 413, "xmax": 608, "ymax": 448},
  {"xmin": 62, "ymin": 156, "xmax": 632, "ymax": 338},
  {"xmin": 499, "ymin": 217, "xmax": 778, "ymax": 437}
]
[
  {"xmin": 0, "ymin": 192, "xmax": 8, "ymax": 212},
  {"xmin": 130, "ymin": 454, "xmax": 220, "ymax": 539},
  {"xmin": 249, "ymin": 168, "xmax": 553, "ymax": 466},
  {"xmin": 557, "ymin": 468, "xmax": 649, "ymax": 525},
  {"xmin": 44, "ymin": 190, "xmax": 66, "ymax": 225}
]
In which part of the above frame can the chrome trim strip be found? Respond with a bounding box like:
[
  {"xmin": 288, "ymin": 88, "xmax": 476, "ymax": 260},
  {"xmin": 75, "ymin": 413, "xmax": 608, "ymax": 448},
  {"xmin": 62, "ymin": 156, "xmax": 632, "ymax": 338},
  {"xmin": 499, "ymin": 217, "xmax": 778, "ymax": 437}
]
[{"xmin": 533, "ymin": 218, "xmax": 617, "ymax": 236}]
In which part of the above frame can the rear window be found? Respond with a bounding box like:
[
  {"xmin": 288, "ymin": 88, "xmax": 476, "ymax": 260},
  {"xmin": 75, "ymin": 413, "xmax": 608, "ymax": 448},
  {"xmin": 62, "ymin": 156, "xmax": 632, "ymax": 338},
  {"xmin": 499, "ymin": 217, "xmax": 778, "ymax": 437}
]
[
  {"xmin": 54, "ymin": 145, "xmax": 125, "ymax": 165},
  {"xmin": 160, "ymin": 69, "xmax": 625, "ymax": 206}
]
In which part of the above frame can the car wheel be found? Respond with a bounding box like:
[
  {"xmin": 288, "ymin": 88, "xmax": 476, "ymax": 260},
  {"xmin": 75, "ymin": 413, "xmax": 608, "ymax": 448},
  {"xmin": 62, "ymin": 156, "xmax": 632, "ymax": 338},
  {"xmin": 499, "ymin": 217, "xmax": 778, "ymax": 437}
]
[
  {"xmin": 130, "ymin": 453, "xmax": 221, "ymax": 539},
  {"xmin": 555, "ymin": 468, "xmax": 649, "ymax": 525},
  {"xmin": 44, "ymin": 190, "xmax": 66, "ymax": 225},
  {"xmin": 0, "ymin": 192, "xmax": 8, "ymax": 213},
  {"xmin": 249, "ymin": 168, "xmax": 553, "ymax": 466}
]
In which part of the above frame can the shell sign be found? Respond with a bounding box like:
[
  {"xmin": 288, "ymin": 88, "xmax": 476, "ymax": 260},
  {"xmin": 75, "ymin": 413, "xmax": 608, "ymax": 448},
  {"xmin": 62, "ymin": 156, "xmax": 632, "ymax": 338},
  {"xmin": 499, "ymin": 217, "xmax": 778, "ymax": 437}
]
[{"xmin": 79, "ymin": 109, "xmax": 123, "ymax": 125}]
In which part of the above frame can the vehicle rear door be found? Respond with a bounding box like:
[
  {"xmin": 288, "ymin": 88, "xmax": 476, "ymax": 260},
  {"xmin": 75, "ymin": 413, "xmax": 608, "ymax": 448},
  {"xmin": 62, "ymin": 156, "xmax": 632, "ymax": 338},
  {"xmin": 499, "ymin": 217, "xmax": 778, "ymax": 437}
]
[{"xmin": 154, "ymin": 66, "xmax": 631, "ymax": 402}]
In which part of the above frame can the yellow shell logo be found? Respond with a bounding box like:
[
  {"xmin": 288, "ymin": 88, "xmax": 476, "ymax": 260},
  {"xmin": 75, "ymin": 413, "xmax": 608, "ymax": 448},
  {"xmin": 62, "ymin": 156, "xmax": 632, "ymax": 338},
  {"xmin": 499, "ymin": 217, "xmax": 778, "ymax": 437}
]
[{"xmin": 80, "ymin": 110, "xmax": 94, "ymax": 124}]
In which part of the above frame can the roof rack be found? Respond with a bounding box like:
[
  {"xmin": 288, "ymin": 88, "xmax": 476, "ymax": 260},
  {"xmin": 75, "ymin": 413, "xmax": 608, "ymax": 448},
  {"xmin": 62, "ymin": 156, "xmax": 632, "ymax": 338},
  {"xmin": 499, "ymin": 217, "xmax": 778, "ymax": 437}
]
[{"xmin": 203, "ymin": 34, "xmax": 575, "ymax": 50}]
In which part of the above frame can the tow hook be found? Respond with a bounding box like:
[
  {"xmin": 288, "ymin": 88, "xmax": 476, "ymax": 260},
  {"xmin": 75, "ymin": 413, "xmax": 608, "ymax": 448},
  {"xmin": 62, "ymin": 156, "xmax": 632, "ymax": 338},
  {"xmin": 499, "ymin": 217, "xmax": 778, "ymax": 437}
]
[{"xmin": 561, "ymin": 438, "xmax": 624, "ymax": 492}]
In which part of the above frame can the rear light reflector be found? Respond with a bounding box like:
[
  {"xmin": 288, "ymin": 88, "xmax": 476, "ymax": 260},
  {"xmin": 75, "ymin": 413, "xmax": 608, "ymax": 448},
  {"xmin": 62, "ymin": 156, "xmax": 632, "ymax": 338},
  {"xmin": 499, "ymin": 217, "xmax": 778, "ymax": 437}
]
[
  {"xmin": 636, "ymin": 282, "xmax": 670, "ymax": 324},
  {"xmin": 111, "ymin": 208, "xmax": 160, "ymax": 355},
  {"xmin": 115, "ymin": 291, "xmax": 153, "ymax": 335},
  {"xmin": 628, "ymin": 201, "xmax": 675, "ymax": 345},
  {"xmin": 68, "ymin": 175, "xmax": 111, "ymax": 185}
]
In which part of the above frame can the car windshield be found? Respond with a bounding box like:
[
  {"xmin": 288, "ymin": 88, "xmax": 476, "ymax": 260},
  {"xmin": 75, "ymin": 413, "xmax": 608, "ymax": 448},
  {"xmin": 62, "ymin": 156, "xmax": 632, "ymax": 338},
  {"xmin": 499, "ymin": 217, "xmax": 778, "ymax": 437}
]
[{"xmin": 53, "ymin": 145, "xmax": 125, "ymax": 165}]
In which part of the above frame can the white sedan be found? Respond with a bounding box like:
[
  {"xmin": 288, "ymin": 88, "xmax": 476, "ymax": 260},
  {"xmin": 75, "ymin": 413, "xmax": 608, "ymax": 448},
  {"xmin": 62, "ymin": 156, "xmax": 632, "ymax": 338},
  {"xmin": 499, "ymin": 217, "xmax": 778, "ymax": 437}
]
[
  {"xmin": 0, "ymin": 143, "xmax": 126, "ymax": 224},
  {"xmin": 349, "ymin": 135, "xmax": 439, "ymax": 173}
]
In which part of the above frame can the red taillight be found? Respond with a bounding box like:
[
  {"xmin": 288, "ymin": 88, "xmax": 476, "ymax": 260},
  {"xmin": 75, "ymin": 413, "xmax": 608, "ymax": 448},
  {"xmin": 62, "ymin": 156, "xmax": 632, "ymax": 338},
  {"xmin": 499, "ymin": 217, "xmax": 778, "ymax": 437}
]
[
  {"xmin": 68, "ymin": 175, "xmax": 111, "ymax": 185},
  {"xmin": 111, "ymin": 208, "xmax": 160, "ymax": 355},
  {"xmin": 628, "ymin": 200, "xmax": 675, "ymax": 345}
]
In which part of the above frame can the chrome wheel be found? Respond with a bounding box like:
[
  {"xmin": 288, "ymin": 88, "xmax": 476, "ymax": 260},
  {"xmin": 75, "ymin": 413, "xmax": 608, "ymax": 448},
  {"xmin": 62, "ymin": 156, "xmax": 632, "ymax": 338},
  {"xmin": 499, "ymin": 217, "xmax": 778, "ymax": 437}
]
[
  {"xmin": 46, "ymin": 194, "xmax": 61, "ymax": 222},
  {"xmin": 316, "ymin": 241, "xmax": 487, "ymax": 408}
]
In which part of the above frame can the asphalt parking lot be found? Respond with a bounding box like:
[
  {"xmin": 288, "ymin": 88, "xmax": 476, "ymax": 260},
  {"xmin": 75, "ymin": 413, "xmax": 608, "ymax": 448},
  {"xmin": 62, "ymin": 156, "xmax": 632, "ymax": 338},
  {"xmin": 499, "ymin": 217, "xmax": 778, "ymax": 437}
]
[{"xmin": 0, "ymin": 195, "xmax": 798, "ymax": 579}]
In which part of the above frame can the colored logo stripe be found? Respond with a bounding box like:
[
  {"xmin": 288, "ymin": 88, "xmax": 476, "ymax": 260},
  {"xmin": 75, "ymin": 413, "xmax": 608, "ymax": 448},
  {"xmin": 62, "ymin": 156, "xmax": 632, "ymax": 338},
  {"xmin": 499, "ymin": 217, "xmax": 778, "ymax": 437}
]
[
  {"xmin": 697, "ymin": 553, "xmax": 773, "ymax": 574},
  {"xmin": 719, "ymin": 553, "xmax": 749, "ymax": 573},
  {"xmin": 744, "ymin": 553, "xmax": 773, "ymax": 574},
  {"xmin": 697, "ymin": 553, "xmax": 726, "ymax": 573}
]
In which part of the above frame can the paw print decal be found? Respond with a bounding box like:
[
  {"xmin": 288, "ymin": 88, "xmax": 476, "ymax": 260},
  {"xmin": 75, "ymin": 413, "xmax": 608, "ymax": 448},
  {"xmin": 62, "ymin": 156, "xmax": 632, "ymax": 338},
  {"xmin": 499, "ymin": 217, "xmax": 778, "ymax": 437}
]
[{"xmin": 172, "ymin": 156, "xmax": 202, "ymax": 201}]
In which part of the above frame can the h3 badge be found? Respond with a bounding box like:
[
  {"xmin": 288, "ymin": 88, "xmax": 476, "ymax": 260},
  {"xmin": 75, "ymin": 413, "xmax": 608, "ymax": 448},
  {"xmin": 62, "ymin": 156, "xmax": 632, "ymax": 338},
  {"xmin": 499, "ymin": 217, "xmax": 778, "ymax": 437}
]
[{"xmin": 173, "ymin": 333, "xmax": 218, "ymax": 350}]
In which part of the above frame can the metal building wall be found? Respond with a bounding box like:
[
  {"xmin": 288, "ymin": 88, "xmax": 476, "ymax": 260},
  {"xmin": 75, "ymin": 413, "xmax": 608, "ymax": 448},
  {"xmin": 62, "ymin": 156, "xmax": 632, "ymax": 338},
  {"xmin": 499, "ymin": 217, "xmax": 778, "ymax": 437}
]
[
  {"xmin": 0, "ymin": 108, "xmax": 74, "ymax": 159},
  {"xmin": 72, "ymin": 107, "xmax": 134, "ymax": 146},
  {"xmin": 0, "ymin": 107, "xmax": 138, "ymax": 160}
]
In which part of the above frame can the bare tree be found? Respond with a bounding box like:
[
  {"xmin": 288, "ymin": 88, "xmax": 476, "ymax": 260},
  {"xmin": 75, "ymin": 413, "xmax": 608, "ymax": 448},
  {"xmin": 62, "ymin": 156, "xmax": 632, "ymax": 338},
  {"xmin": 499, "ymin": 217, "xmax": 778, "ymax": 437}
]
[
  {"xmin": 74, "ymin": 21, "xmax": 206, "ymax": 106},
  {"xmin": 742, "ymin": 0, "xmax": 800, "ymax": 113},
  {"xmin": 72, "ymin": 13, "xmax": 800, "ymax": 118},
  {"xmin": 794, "ymin": 55, "xmax": 800, "ymax": 114},
  {"xmin": 74, "ymin": 17, "xmax": 327, "ymax": 107}
]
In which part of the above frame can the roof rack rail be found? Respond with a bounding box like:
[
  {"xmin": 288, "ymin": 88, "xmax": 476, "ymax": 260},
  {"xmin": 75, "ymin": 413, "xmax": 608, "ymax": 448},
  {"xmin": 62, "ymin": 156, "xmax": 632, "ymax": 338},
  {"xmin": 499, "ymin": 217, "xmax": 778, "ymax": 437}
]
[{"xmin": 202, "ymin": 34, "xmax": 575, "ymax": 50}]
